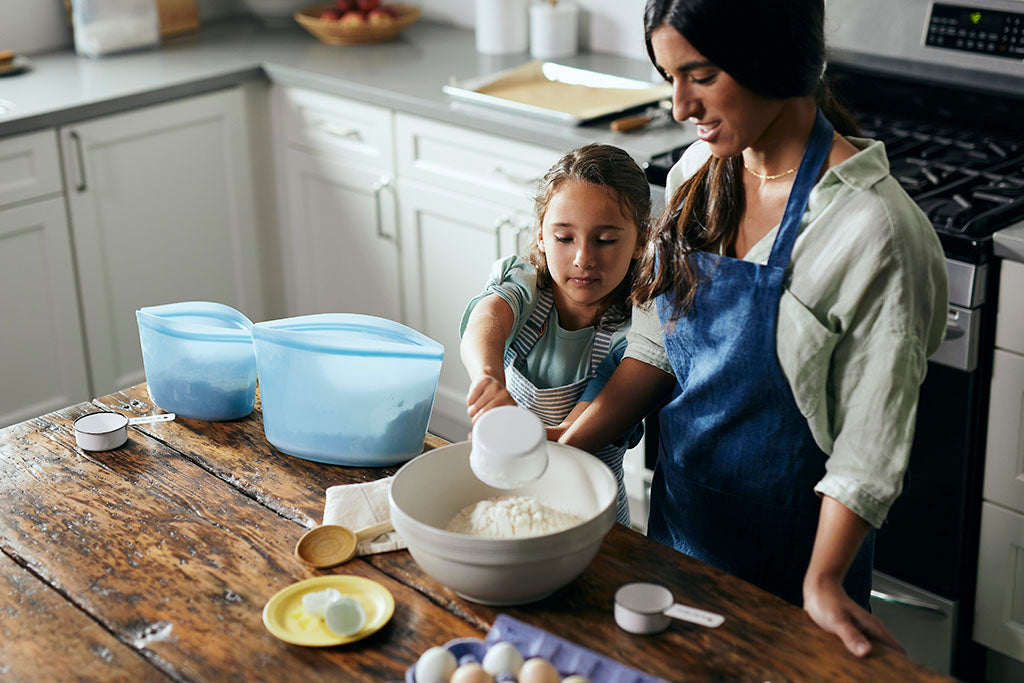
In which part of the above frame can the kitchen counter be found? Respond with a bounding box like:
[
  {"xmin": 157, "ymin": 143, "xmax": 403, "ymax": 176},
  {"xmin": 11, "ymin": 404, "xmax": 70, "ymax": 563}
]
[
  {"xmin": 994, "ymin": 220, "xmax": 1024, "ymax": 263},
  {"xmin": 0, "ymin": 383, "xmax": 947, "ymax": 681},
  {"xmin": 0, "ymin": 18, "xmax": 692, "ymax": 164}
]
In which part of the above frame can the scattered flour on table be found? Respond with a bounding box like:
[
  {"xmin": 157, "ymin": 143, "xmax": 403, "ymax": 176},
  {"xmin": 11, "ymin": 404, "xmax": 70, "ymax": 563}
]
[{"xmin": 445, "ymin": 495, "xmax": 583, "ymax": 538}]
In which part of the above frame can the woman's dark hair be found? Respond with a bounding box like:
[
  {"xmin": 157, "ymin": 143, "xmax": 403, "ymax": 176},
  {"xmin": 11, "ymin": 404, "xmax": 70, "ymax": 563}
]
[
  {"xmin": 633, "ymin": 0, "xmax": 860, "ymax": 317},
  {"xmin": 525, "ymin": 143, "xmax": 652, "ymax": 331}
]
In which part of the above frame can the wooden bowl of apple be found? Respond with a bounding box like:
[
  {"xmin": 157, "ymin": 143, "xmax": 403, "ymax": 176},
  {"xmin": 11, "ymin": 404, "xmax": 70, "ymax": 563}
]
[{"xmin": 295, "ymin": 1, "xmax": 421, "ymax": 44}]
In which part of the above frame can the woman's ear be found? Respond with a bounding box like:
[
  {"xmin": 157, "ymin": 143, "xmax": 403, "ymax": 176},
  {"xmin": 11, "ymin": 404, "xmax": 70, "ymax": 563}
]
[{"xmin": 537, "ymin": 228, "xmax": 546, "ymax": 253}]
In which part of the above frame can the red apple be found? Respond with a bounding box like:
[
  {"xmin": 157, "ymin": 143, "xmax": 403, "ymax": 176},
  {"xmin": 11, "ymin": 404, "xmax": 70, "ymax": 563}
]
[
  {"xmin": 334, "ymin": 0, "xmax": 354, "ymax": 11},
  {"xmin": 357, "ymin": 0, "xmax": 381, "ymax": 12},
  {"xmin": 319, "ymin": 8, "xmax": 342, "ymax": 20}
]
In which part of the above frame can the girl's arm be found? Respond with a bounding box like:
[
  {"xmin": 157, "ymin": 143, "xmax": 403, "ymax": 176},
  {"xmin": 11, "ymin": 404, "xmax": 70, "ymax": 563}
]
[
  {"xmin": 460, "ymin": 294, "xmax": 518, "ymax": 422},
  {"xmin": 802, "ymin": 496, "xmax": 905, "ymax": 657},
  {"xmin": 559, "ymin": 357, "xmax": 675, "ymax": 453}
]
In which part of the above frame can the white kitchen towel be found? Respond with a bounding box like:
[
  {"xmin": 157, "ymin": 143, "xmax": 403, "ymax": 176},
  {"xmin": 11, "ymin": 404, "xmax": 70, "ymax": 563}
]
[{"xmin": 323, "ymin": 476, "xmax": 406, "ymax": 555}]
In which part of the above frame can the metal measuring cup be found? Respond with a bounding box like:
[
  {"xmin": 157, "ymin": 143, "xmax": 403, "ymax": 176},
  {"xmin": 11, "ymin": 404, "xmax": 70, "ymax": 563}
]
[{"xmin": 73, "ymin": 411, "xmax": 175, "ymax": 451}]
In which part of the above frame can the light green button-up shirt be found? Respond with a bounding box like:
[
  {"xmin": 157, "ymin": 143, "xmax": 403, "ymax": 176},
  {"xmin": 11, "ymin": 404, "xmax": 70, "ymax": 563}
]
[{"xmin": 626, "ymin": 137, "xmax": 948, "ymax": 528}]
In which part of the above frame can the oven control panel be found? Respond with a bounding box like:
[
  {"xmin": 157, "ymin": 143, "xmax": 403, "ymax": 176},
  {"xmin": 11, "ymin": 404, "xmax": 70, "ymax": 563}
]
[{"xmin": 926, "ymin": 3, "xmax": 1024, "ymax": 60}]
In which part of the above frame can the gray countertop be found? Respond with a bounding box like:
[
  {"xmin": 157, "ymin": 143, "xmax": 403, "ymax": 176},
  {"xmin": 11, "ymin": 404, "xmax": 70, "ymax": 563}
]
[
  {"xmin": 994, "ymin": 219, "xmax": 1024, "ymax": 264},
  {"xmin": 0, "ymin": 18, "xmax": 694, "ymax": 165}
]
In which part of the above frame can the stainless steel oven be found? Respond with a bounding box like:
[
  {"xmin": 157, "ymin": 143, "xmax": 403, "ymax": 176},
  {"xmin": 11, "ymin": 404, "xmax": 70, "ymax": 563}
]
[{"xmin": 639, "ymin": 1, "xmax": 1024, "ymax": 678}]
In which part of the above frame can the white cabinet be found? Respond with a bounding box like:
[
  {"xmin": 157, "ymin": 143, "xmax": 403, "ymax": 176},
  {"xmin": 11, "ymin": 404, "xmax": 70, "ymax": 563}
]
[
  {"xmin": 984, "ymin": 349, "xmax": 1024, "ymax": 511},
  {"xmin": 395, "ymin": 112, "xmax": 561, "ymax": 441},
  {"xmin": 396, "ymin": 178, "xmax": 534, "ymax": 440},
  {"xmin": 976, "ymin": 259, "xmax": 1024, "ymax": 661},
  {"xmin": 274, "ymin": 86, "xmax": 402, "ymax": 320},
  {"xmin": 60, "ymin": 88, "xmax": 262, "ymax": 397},
  {"xmin": 0, "ymin": 128, "xmax": 90, "ymax": 426},
  {"xmin": 974, "ymin": 502, "xmax": 1024, "ymax": 659},
  {"xmin": 272, "ymin": 91, "xmax": 564, "ymax": 440}
]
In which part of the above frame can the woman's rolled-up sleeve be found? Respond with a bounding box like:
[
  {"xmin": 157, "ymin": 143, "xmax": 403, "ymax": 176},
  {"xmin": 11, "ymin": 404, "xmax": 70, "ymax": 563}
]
[{"xmin": 624, "ymin": 301, "xmax": 675, "ymax": 376}]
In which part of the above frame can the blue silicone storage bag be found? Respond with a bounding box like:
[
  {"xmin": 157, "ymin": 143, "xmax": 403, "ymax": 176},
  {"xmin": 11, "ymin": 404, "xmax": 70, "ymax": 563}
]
[
  {"xmin": 136, "ymin": 301, "xmax": 256, "ymax": 421},
  {"xmin": 252, "ymin": 313, "xmax": 444, "ymax": 467}
]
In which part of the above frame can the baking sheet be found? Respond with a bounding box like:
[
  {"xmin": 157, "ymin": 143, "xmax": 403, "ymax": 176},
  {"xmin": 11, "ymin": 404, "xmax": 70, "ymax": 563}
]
[{"xmin": 443, "ymin": 60, "xmax": 672, "ymax": 126}]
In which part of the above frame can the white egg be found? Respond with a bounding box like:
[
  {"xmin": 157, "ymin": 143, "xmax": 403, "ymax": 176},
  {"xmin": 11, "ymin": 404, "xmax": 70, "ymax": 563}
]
[
  {"xmin": 481, "ymin": 641, "xmax": 524, "ymax": 677},
  {"xmin": 416, "ymin": 646, "xmax": 458, "ymax": 683},
  {"xmin": 561, "ymin": 676, "xmax": 592, "ymax": 683},
  {"xmin": 518, "ymin": 657, "xmax": 560, "ymax": 683},
  {"xmin": 300, "ymin": 587, "xmax": 342, "ymax": 618},
  {"xmin": 324, "ymin": 596, "xmax": 366, "ymax": 636}
]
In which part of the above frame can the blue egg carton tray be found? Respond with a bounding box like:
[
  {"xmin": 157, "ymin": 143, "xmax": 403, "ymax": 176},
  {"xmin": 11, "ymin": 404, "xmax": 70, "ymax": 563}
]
[{"xmin": 404, "ymin": 614, "xmax": 665, "ymax": 683}]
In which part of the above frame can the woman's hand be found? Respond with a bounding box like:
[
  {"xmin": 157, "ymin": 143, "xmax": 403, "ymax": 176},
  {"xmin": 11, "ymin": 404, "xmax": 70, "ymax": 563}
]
[
  {"xmin": 802, "ymin": 574, "xmax": 905, "ymax": 658},
  {"xmin": 466, "ymin": 374, "xmax": 516, "ymax": 422},
  {"xmin": 803, "ymin": 496, "xmax": 905, "ymax": 658}
]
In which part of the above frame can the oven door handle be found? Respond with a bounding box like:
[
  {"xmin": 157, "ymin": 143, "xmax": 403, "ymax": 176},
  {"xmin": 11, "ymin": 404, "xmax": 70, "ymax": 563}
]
[{"xmin": 870, "ymin": 589, "xmax": 948, "ymax": 616}]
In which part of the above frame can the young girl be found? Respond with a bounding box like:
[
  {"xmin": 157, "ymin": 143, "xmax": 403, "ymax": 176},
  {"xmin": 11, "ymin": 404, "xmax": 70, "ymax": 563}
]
[{"xmin": 459, "ymin": 143, "xmax": 651, "ymax": 526}]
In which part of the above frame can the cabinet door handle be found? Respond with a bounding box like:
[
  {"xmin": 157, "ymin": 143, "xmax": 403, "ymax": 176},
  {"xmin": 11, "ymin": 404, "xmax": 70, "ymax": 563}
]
[
  {"xmin": 869, "ymin": 589, "xmax": 948, "ymax": 617},
  {"xmin": 493, "ymin": 214, "xmax": 513, "ymax": 259},
  {"xmin": 69, "ymin": 130, "xmax": 87, "ymax": 192},
  {"xmin": 372, "ymin": 176, "xmax": 394, "ymax": 241},
  {"xmin": 316, "ymin": 121, "xmax": 363, "ymax": 141},
  {"xmin": 491, "ymin": 166, "xmax": 542, "ymax": 187},
  {"xmin": 513, "ymin": 217, "xmax": 534, "ymax": 255}
]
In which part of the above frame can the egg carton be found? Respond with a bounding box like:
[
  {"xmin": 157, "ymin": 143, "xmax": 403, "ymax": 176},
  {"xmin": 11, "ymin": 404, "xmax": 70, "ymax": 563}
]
[{"xmin": 404, "ymin": 614, "xmax": 665, "ymax": 683}]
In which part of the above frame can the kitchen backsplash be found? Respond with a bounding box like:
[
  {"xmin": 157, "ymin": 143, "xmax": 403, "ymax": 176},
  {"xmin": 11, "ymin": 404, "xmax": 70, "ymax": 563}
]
[{"xmin": 1, "ymin": 0, "xmax": 644, "ymax": 60}]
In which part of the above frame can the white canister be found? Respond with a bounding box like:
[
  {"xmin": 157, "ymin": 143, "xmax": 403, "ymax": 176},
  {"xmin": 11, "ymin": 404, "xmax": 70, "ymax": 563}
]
[
  {"xmin": 476, "ymin": 0, "xmax": 530, "ymax": 55},
  {"xmin": 529, "ymin": 1, "xmax": 579, "ymax": 60}
]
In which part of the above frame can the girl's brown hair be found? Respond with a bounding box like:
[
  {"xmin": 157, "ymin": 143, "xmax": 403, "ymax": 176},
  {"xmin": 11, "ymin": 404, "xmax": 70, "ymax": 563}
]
[
  {"xmin": 524, "ymin": 143, "xmax": 652, "ymax": 330},
  {"xmin": 633, "ymin": 0, "xmax": 860, "ymax": 318}
]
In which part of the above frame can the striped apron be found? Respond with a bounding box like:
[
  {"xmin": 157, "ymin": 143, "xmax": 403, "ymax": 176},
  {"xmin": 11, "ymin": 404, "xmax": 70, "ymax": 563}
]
[{"xmin": 504, "ymin": 288, "xmax": 632, "ymax": 526}]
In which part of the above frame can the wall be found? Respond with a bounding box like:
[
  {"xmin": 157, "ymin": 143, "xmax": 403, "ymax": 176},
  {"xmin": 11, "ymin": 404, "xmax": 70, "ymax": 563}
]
[{"xmin": 1, "ymin": 0, "xmax": 644, "ymax": 60}]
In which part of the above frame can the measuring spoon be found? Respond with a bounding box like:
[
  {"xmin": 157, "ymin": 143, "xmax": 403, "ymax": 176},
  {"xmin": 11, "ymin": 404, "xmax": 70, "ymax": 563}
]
[
  {"xmin": 295, "ymin": 520, "xmax": 394, "ymax": 569},
  {"xmin": 614, "ymin": 582, "xmax": 725, "ymax": 634},
  {"xmin": 73, "ymin": 411, "xmax": 176, "ymax": 451}
]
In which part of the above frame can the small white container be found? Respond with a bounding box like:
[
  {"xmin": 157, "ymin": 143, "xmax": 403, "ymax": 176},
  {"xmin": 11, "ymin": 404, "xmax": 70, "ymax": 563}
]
[
  {"xmin": 469, "ymin": 406, "xmax": 548, "ymax": 488},
  {"xmin": 529, "ymin": 1, "xmax": 578, "ymax": 60},
  {"xmin": 475, "ymin": 0, "xmax": 529, "ymax": 55}
]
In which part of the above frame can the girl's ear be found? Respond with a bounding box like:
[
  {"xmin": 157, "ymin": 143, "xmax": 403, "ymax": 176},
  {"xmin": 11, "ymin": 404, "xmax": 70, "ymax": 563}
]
[
  {"xmin": 631, "ymin": 231, "xmax": 645, "ymax": 260},
  {"xmin": 537, "ymin": 228, "xmax": 546, "ymax": 253}
]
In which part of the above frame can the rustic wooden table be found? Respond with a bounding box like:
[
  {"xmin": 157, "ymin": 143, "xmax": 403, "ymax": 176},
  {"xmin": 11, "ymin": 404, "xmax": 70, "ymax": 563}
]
[{"xmin": 0, "ymin": 384, "xmax": 947, "ymax": 682}]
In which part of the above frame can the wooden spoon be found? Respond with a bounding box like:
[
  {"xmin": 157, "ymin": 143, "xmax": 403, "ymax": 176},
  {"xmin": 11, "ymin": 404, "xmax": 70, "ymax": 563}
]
[{"xmin": 294, "ymin": 520, "xmax": 394, "ymax": 569}]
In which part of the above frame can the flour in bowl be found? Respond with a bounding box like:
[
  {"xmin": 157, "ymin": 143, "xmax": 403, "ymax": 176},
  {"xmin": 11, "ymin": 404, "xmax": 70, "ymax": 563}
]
[{"xmin": 446, "ymin": 495, "xmax": 584, "ymax": 538}]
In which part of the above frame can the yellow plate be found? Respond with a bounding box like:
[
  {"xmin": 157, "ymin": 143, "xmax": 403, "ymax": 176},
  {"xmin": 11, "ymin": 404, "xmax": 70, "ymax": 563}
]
[{"xmin": 262, "ymin": 575, "xmax": 395, "ymax": 646}]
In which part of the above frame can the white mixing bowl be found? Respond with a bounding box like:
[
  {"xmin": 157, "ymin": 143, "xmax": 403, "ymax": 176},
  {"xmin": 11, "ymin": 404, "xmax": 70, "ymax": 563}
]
[{"xmin": 389, "ymin": 440, "xmax": 617, "ymax": 605}]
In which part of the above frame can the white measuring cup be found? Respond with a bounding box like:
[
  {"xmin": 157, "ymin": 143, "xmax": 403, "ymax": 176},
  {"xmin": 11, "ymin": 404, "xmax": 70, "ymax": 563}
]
[
  {"xmin": 73, "ymin": 411, "xmax": 176, "ymax": 451},
  {"xmin": 614, "ymin": 582, "xmax": 725, "ymax": 634},
  {"xmin": 469, "ymin": 406, "xmax": 548, "ymax": 488}
]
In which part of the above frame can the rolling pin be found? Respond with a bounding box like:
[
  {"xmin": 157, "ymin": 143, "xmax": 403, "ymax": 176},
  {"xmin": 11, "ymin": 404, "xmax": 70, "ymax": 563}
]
[{"xmin": 610, "ymin": 114, "xmax": 655, "ymax": 132}]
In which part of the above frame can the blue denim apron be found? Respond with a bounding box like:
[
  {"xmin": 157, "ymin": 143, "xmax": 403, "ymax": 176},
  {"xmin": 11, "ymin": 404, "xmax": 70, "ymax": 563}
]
[{"xmin": 650, "ymin": 111, "xmax": 874, "ymax": 607}]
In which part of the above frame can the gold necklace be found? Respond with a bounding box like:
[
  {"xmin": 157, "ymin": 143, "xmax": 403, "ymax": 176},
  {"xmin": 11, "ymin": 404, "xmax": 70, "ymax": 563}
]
[
  {"xmin": 743, "ymin": 163, "xmax": 797, "ymax": 181},
  {"xmin": 744, "ymin": 132, "xmax": 841, "ymax": 181}
]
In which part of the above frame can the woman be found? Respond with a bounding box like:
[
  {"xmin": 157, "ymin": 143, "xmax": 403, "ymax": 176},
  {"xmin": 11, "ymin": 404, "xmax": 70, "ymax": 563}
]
[{"xmin": 560, "ymin": 0, "xmax": 947, "ymax": 657}]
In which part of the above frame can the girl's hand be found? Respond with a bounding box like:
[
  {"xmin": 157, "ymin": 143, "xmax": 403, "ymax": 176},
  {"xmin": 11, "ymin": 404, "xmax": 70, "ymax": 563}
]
[
  {"xmin": 802, "ymin": 575, "xmax": 905, "ymax": 658},
  {"xmin": 466, "ymin": 374, "xmax": 516, "ymax": 422}
]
